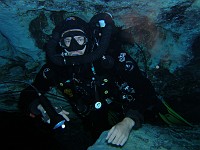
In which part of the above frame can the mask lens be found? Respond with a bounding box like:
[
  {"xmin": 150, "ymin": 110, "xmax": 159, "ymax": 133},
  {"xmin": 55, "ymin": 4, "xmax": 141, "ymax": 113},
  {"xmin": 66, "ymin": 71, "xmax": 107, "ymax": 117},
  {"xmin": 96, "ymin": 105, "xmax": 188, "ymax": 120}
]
[
  {"xmin": 62, "ymin": 36, "xmax": 87, "ymax": 48},
  {"xmin": 74, "ymin": 36, "xmax": 86, "ymax": 45},
  {"xmin": 63, "ymin": 37, "xmax": 72, "ymax": 47}
]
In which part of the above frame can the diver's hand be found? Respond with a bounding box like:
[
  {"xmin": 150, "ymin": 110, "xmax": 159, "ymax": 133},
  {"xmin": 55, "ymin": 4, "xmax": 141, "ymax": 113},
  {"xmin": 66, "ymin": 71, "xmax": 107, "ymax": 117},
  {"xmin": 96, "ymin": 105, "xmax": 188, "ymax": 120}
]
[
  {"xmin": 37, "ymin": 104, "xmax": 70, "ymax": 123},
  {"xmin": 106, "ymin": 117, "xmax": 135, "ymax": 146}
]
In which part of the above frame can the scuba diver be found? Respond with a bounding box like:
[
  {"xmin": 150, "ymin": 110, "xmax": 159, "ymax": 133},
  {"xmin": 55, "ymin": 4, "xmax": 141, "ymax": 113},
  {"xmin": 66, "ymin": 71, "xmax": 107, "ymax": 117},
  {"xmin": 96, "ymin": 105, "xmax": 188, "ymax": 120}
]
[{"xmin": 18, "ymin": 13, "xmax": 191, "ymax": 150}]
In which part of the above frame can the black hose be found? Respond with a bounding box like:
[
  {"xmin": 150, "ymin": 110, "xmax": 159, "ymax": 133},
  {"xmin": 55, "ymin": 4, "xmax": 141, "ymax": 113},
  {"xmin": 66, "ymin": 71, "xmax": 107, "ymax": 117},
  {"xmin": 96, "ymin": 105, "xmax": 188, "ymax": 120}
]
[
  {"xmin": 134, "ymin": 42, "xmax": 148, "ymax": 76},
  {"xmin": 1, "ymin": 80, "xmax": 40, "ymax": 94}
]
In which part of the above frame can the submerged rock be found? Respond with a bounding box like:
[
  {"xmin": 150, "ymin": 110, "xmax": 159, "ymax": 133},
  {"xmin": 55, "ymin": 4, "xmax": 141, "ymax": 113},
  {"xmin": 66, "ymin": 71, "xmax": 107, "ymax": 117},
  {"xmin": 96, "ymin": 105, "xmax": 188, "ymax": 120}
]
[{"xmin": 88, "ymin": 124, "xmax": 200, "ymax": 150}]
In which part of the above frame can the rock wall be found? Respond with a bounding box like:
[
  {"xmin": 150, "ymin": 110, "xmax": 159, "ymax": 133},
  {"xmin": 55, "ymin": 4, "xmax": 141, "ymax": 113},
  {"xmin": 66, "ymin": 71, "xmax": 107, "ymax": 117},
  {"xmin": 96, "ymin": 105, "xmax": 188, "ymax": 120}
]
[
  {"xmin": 0, "ymin": 0, "xmax": 200, "ymax": 123},
  {"xmin": 0, "ymin": 1, "xmax": 200, "ymax": 149}
]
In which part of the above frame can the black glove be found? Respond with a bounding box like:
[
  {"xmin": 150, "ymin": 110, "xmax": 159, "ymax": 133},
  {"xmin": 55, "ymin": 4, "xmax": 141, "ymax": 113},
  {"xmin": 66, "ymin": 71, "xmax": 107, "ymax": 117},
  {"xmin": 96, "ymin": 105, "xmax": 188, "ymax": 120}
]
[
  {"xmin": 89, "ymin": 13, "xmax": 115, "ymax": 30},
  {"xmin": 89, "ymin": 13, "xmax": 119, "ymax": 41}
]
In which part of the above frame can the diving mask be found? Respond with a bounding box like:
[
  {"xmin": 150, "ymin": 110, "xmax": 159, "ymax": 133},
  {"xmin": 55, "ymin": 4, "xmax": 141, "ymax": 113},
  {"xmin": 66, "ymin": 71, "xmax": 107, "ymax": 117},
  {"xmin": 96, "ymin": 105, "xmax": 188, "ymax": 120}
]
[{"xmin": 59, "ymin": 29, "xmax": 88, "ymax": 54}]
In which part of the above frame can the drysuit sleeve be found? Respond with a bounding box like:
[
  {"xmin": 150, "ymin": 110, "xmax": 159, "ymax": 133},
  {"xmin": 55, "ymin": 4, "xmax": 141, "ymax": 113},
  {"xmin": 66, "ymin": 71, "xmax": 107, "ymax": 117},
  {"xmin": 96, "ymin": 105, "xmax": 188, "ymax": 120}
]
[
  {"xmin": 18, "ymin": 64, "xmax": 55, "ymax": 116},
  {"xmin": 114, "ymin": 50, "xmax": 158, "ymax": 129}
]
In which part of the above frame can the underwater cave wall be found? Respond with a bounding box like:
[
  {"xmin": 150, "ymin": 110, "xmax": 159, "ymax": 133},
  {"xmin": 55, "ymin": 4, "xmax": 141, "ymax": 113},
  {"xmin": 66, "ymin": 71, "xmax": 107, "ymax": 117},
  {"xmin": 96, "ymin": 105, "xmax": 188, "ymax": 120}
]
[{"xmin": 0, "ymin": 0, "xmax": 200, "ymax": 123}]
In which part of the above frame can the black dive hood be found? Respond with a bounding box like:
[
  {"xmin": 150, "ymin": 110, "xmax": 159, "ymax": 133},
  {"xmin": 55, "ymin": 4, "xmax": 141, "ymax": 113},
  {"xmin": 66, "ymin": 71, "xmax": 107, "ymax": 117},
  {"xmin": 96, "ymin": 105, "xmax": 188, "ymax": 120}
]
[{"xmin": 46, "ymin": 14, "xmax": 113, "ymax": 66}]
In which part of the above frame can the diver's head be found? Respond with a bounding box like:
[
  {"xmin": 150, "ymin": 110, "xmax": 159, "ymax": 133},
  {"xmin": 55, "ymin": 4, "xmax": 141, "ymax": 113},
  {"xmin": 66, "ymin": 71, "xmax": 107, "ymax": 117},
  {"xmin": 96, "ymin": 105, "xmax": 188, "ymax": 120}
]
[
  {"xmin": 59, "ymin": 16, "xmax": 91, "ymax": 56},
  {"xmin": 46, "ymin": 13, "xmax": 113, "ymax": 66}
]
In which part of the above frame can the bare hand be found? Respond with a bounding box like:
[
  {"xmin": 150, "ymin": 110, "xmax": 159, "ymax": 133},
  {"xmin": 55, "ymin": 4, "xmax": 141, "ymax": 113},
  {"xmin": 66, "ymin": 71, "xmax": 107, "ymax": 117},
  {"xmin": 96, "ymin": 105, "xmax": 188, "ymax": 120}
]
[{"xmin": 106, "ymin": 117, "xmax": 135, "ymax": 146}]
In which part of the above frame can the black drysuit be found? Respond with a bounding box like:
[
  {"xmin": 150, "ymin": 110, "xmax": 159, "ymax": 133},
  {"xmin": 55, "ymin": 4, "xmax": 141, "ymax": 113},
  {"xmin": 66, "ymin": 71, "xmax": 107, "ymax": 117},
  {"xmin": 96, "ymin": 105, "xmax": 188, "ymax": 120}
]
[
  {"xmin": 18, "ymin": 39, "xmax": 159, "ymax": 150},
  {"xmin": 16, "ymin": 11, "xmax": 168, "ymax": 149}
]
